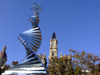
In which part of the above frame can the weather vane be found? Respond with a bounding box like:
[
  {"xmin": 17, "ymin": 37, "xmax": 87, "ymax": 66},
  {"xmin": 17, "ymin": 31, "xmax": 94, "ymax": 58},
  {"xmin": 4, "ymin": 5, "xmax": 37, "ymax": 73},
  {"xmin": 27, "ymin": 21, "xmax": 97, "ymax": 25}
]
[{"xmin": 30, "ymin": 2, "xmax": 43, "ymax": 14}]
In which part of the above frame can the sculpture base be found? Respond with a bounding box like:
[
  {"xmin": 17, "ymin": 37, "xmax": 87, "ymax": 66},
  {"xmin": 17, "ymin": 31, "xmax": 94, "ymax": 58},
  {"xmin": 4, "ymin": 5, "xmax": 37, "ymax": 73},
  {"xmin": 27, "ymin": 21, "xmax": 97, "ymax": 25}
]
[
  {"xmin": 2, "ymin": 52, "xmax": 47, "ymax": 75},
  {"xmin": 2, "ymin": 73, "xmax": 47, "ymax": 75}
]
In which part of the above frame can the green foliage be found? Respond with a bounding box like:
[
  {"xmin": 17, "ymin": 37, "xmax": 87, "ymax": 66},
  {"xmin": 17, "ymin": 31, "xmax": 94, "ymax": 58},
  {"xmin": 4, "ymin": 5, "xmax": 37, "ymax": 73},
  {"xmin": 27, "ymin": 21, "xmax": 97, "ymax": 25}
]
[
  {"xmin": 3, "ymin": 64, "xmax": 11, "ymax": 71},
  {"xmin": 0, "ymin": 64, "xmax": 11, "ymax": 75},
  {"xmin": 0, "ymin": 61, "xmax": 18, "ymax": 75},
  {"xmin": 11, "ymin": 61, "xmax": 19, "ymax": 67},
  {"xmin": 74, "ymin": 65, "xmax": 82, "ymax": 75},
  {"xmin": 97, "ymin": 63, "xmax": 100, "ymax": 72},
  {"xmin": 48, "ymin": 56, "xmax": 74, "ymax": 75},
  {"xmin": 48, "ymin": 49, "xmax": 100, "ymax": 75},
  {"xmin": 70, "ymin": 49, "xmax": 100, "ymax": 68},
  {"xmin": 70, "ymin": 49, "xmax": 100, "ymax": 75}
]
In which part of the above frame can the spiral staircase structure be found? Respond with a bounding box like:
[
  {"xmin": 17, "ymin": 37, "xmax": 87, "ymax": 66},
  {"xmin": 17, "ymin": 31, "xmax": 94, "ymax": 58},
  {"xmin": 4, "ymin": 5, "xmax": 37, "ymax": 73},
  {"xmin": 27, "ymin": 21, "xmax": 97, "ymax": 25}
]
[{"xmin": 2, "ymin": 2, "xmax": 47, "ymax": 75}]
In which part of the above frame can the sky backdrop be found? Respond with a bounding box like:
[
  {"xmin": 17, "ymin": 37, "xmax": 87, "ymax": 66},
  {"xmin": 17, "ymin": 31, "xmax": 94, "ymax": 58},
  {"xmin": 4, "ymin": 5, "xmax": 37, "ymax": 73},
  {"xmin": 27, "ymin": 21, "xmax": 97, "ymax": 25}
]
[{"xmin": 0, "ymin": 0, "xmax": 100, "ymax": 66}]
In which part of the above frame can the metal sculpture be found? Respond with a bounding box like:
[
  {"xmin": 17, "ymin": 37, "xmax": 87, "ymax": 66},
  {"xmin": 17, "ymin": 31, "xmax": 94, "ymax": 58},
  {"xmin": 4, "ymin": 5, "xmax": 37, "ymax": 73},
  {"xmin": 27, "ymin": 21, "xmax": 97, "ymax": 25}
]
[
  {"xmin": 19, "ymin": 1, "xmax": 42, "ymax": 53},
  {"xmin": 2, "ymin": 2, "xmax": 47, "ymax": 75}
]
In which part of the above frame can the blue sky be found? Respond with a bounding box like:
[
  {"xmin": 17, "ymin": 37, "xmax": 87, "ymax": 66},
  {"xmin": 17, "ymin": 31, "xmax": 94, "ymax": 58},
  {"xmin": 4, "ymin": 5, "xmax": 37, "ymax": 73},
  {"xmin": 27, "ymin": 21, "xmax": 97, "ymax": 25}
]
[{"xmin": 0, "ymin": 0, "xmax": 100, "ymax": 66}]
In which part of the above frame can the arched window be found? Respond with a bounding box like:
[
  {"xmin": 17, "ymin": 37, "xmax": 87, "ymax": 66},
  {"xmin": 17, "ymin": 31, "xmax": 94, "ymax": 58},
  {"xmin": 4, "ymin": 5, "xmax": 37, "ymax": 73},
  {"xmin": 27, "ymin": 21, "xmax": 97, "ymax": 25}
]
[{"xmin": 52, "ymin": 53, "xmax": 54, "ymax": 56}]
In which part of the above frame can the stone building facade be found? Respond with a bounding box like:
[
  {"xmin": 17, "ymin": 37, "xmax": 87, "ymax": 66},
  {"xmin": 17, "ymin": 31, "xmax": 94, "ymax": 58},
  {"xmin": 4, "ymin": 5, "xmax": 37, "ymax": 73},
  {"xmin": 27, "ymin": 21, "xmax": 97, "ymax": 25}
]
[{"xmin": 38, "ymin": 53, "xmax": 47, "ymax": 67}]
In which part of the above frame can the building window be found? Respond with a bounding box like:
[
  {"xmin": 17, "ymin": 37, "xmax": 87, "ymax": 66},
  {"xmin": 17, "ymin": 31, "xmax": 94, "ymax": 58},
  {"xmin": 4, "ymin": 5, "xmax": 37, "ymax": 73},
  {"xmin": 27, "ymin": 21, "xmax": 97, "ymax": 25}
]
[
  {"xmin": 52, "ymin": 53, "xmax": 54, "ymax": 56},
  {"xmin": 52, "ymin": 44, "xmax": 55, "ymax": 47}
]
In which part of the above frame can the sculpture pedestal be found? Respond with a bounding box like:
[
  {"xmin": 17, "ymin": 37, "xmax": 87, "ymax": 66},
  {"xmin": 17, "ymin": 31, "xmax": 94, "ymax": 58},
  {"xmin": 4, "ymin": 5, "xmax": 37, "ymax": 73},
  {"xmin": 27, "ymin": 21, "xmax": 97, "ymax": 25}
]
[{"xmin": 2, "ymin": 52, "xmax": 47, "ymax": 75}]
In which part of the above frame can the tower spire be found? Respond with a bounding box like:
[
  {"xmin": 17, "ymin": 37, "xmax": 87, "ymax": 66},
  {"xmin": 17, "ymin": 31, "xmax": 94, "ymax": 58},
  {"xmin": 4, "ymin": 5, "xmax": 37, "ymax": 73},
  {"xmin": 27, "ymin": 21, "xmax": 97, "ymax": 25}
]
[
  {"xmin": 0, "ymin": 45, "xmax": 7, "ymax": 68},
  {"xmin": 44, "ymin": 52, "xmax": 46, "ymax": 57},
  {"xmin": 2, "ymin": 45, "xmax": 7, "ymax": 52},
  {"xmin": 52, "ymin": 32, "xmax": 56, "ymax": 39}
]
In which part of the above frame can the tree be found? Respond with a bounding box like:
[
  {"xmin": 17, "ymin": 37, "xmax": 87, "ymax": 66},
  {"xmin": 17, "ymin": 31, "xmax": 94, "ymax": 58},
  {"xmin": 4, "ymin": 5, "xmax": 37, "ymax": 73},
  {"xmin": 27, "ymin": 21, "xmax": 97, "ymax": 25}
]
[
  {"xmin": 97, "ymin": 63, "xmax": 100, "ymax": 72},
  {"xmin": 2, "ymin": 64, "xmax": 11, "ymax": 71},
  {"xmin": 74, "ymin": 65, "xmax": 82, "ymax": 75},
  {"xmin": 69, "ymin": 49, "xmax": 100, "ymax": 74},
  {"xmin": 11, "ymin": 61, "xmax": 19, "ymax": 67},
  {"xmin": 0, "ymin": 64, "xmax": 11, "ymax": 75},
  {"xmin": 48, "ymin": 56, "xmax": 74, "ymax": 75}
]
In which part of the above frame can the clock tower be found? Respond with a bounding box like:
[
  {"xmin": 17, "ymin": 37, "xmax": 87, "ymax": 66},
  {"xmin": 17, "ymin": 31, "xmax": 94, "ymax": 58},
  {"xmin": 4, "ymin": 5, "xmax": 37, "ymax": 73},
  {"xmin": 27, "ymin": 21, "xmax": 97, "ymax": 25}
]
[{"xmin": 49, "ymin": 32, "xmax": 58, "ymax": 64}]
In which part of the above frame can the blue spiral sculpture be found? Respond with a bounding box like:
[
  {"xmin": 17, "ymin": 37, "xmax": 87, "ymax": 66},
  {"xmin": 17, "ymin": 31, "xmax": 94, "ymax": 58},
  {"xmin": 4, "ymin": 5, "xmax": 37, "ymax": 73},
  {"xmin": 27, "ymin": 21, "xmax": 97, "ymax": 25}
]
[{"xmin": 2, "ymin": 2, "xmax": 47, "ymax": 75}]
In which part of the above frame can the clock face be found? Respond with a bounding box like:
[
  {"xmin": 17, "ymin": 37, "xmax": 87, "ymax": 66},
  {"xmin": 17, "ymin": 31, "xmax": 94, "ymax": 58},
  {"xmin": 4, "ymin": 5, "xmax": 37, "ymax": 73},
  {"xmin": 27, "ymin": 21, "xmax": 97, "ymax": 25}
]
[{"xmin": 52, "ymin": 44, "xmax": 55, "ymax": 47}]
